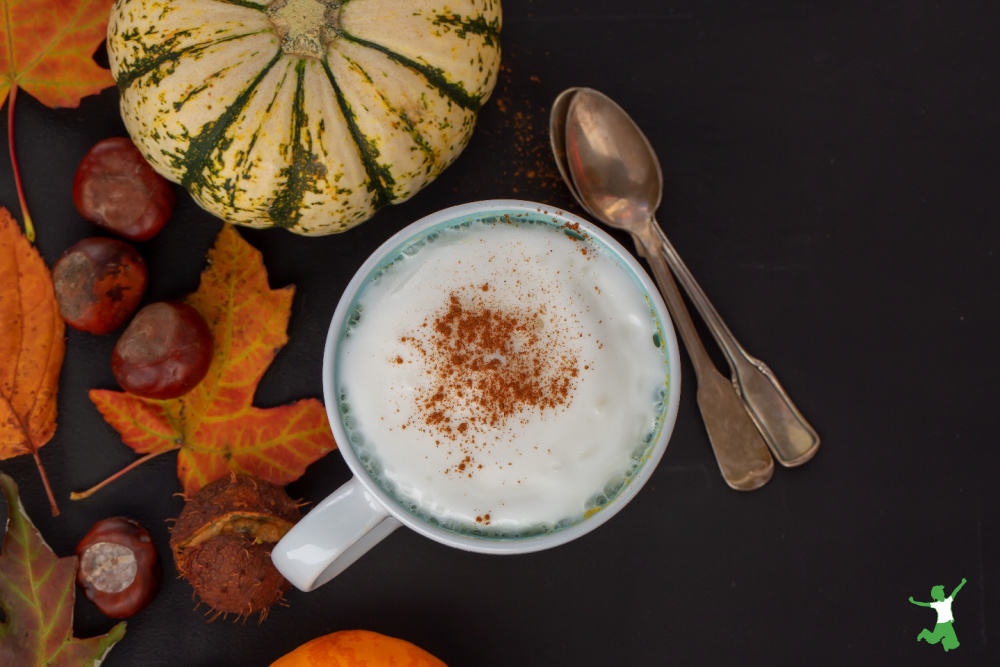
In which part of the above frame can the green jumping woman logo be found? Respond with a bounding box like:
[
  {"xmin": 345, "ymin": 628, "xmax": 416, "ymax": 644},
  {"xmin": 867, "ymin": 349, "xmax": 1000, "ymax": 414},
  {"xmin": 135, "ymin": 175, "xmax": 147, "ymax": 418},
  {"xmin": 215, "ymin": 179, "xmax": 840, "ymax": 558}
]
[{"xmin": 909, "ymin": 578, "xmax": 966, "ymax": 652}]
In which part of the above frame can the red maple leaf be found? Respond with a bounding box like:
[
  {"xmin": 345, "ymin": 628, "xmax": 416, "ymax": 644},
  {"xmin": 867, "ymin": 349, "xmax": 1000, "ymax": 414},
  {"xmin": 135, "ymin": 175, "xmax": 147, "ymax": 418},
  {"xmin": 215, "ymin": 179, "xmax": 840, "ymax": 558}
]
[{"xmin": 80, "ymin": 225, "xmax": 337, "ymax": 498}]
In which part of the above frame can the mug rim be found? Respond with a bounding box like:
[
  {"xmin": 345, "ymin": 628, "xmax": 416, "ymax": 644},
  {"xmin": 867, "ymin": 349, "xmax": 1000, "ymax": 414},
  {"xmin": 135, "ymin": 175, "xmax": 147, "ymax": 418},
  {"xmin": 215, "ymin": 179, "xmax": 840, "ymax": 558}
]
[{"xmin": 322, "ymin": 199, "xmax": 681, "ymax": 554}]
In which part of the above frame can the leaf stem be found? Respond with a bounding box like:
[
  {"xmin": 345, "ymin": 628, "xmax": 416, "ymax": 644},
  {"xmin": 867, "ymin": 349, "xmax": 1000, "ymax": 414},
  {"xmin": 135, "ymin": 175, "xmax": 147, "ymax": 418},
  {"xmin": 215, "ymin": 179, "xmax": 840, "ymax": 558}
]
[
  {"xmin": 4, "ymin": 394, "xmax": 60, "ymax": 515},
  {"xmin": 69, "ymin": 447, "xmax": 179, "ymax": 501},
  {"xmin": 7, "ymin": 84, "xmax": 35, "ymax": 242},
  {"xmin": 31, "ymin": 449, "xmax": 60, "ymax": 516}
]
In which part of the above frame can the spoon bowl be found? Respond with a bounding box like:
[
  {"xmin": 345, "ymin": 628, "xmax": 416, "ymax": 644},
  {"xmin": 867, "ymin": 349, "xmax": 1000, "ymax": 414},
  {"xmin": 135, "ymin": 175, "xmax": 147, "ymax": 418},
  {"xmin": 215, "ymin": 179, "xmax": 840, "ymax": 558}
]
[
  {"xmin": 549, "ymin": 86, "xmax": 582, "ymax": 196},
  {"xmin": 565, "ymin": 90, "xmax": 662, "ymax": 229}
]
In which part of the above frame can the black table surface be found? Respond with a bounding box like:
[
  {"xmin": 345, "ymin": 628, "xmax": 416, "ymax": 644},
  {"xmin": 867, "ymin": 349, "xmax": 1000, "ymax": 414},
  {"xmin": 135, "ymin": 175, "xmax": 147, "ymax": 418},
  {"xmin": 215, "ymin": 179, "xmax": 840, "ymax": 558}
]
[{"xmin": 2, "ymin": 1, "xmax": 998, "ymax": 665}]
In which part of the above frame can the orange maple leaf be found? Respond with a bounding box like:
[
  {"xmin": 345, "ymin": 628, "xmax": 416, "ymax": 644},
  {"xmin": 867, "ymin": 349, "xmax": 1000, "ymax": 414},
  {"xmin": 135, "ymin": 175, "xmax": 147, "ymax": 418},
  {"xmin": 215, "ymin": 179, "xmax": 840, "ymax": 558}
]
[
  {"xmin": 0, "ymin": 207, "xmax": 65, "ymax": 516},
  {"xmin": 0, "ymin": 0, "xmax": 116, "ymax": 240},
  {"xmin": 84, "ymin": 225, "xmax": 337, "ymax": 498}
]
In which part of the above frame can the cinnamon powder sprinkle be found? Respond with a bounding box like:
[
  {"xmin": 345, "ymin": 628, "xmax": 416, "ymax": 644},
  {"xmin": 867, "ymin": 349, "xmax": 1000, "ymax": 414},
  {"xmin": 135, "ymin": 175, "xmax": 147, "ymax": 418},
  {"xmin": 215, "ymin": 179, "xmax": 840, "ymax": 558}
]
[{"xmin": 401, "ymin": 289, "xmax": 581, "ymax": 477}]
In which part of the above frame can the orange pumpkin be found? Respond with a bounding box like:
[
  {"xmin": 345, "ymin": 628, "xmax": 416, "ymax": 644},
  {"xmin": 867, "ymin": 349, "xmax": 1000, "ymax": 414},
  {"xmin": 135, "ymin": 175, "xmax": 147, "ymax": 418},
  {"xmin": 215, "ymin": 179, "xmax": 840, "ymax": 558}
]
[{"xmin": 271, "ymin": 630, "xmax": 446, "ymax": 667}]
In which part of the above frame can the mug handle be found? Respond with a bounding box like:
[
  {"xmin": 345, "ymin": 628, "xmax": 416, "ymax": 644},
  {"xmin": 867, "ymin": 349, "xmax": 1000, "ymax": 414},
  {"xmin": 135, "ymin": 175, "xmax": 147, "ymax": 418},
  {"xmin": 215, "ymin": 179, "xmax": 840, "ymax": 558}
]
[{"xmin": 271, "ymin": 477, "xmax": 401, "ymax": 591}]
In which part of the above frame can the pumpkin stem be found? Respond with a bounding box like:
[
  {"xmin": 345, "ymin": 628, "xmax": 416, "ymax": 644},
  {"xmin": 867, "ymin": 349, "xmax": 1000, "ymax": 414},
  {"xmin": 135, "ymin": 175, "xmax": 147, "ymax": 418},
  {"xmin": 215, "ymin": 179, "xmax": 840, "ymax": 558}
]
[{"xmin": 267, "ymin": 0, "xmax": 342, "ymax": 59}]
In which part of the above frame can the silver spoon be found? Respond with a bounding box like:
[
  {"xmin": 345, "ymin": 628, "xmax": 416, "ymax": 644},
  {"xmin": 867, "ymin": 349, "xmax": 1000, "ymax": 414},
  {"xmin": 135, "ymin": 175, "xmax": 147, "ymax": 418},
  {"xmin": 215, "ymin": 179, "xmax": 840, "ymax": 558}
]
[
  {"xmin": 557, "ymin": 91, "xmax": 771, "ymax": 491},
  {"xmin": 553, "ymin": 87, "xmax": 819, "ymax": 469}
]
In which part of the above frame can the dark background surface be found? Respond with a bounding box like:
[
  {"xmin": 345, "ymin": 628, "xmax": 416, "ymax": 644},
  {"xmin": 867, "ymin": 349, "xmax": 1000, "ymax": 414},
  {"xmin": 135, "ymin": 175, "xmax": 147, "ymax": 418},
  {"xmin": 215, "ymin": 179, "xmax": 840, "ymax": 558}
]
[{"xmin": 2, "ymin": 0, "xmax": 998, "ymax": 664}]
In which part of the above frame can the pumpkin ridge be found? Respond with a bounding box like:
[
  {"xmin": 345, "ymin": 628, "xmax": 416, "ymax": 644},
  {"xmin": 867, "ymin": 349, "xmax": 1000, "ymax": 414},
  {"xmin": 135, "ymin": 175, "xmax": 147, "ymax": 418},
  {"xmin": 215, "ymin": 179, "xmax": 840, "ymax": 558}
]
[
  {"xmin": 217, "ymin": 0, "xmax": 269, "ymax": 10},
  {"xmin": 320, "ymin": 57, "xmax": 396, "ymax": 210},
  {"xmin": 115, "ymin": 29, "xmax": 272, "ymax": 93},
  {"xmin": 334, "ymin": 51, "xmax": 437, "ymax": 171},
  {"xmin": 231, "ymin": 71, "xmax": 291, "ymax": 201},
  {"xmin": 389, "ymin": 108, "xmax": 436, "ymax": 177},
  {"xmin": 177, "ymin": 51, "xmax": 284, "ymax": 195},
  {"xmin": 172, "ymin": 60, "xmax": 250, "ymax": 114},
  {"xmin": 267, "ymin": 59, "xmax": 329, "ymax": 229},
  {"xmin": 338, "ymin": 31, "xmax": 482, "ymax": 112},
  {"xmin": 429, "ymin": 11, "xmax": 502, "ymax": 47},
  {"xmin": 172, "ymin": 82, "xmax": 212, "ymax": 113}
]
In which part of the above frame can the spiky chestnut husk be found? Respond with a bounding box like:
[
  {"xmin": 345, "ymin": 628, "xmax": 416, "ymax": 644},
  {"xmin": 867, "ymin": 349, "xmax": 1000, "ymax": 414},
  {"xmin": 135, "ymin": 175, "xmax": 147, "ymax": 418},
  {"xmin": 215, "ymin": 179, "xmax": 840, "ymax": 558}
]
[{"xmin": 170, "ymin": 473, "xmax": 301, "ymax": 621}]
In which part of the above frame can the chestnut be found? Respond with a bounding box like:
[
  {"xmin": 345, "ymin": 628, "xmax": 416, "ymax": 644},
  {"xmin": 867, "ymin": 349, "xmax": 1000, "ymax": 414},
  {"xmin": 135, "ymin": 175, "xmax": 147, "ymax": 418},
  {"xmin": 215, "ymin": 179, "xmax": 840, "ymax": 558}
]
[
  {"xmin": 73, "ymin": 137, "xmax": 175, "ymax": 241},
  {"xmin": 170, "ymin": 474, "xmax": 301, "ymax": 621},
  {"xmin": 76, "ymin": 517, "xmax": 161, "ymax": 619},
  {"xmin": 52, "ymin": 237, "xmax": 148, "ymax": 335},
  {"xmin": 112, "ymin": 301, "xmax": 214, "ymax": 399}
]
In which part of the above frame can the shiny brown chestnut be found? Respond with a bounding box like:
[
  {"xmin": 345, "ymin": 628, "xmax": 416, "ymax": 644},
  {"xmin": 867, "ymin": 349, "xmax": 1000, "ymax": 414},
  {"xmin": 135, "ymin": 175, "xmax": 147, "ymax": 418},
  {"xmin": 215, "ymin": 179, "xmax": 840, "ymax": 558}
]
[
  {"xmin": 53, "ymin": 237, "xmax": 148, "ymax": 335},
  {"xmin": 73, "ymin": 137, "xmax": 175, "ymax": 241},
  {"xmin": 112, "ymin": 301, "xmax": 214, "ymax": 399},
  {"xmin": 76, "ymin": 517, "xmax": 161, "ymax": 619}
]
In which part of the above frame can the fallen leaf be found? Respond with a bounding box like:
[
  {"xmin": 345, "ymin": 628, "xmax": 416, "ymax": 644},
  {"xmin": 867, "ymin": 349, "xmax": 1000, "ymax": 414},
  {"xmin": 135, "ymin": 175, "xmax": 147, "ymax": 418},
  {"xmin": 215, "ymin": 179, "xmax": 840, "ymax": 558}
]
[
  {"xmin": 0, "ymin": 207, "xmax": 65, "ymax": 516},
  {"xmin": 0, "ymin": 0, "xmax": 116, "ymax": 240},
  {"xmin": 0, "ymin": 0, "xmax": 114, "ymax": 109},
  {"xmin": 0, "ymin": 472, "xmax": 126, "ymax": 665},
  {"xmin": 85, "ymin": 224, "xmax": 337, "ymax": 498}
]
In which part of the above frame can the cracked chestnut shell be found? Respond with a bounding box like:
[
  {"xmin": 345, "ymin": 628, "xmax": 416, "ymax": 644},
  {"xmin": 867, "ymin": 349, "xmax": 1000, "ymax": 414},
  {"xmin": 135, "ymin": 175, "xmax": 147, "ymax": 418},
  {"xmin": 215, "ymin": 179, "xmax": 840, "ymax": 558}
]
[
  {"xmin": 75, "ymin": 517, "xmax": 161, "ymax": 618},
  {"xmin": 170, "ymin": 474, "xmax": 301, "ymax": 621},
  {"xmin": 53, "ymin": 237, "xmax": 147, "ymax": 335}
]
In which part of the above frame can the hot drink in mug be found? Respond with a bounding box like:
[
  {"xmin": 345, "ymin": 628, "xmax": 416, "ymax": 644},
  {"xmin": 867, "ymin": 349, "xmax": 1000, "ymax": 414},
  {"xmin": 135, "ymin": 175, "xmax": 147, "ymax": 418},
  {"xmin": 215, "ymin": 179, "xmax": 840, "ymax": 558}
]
[{"xmin": 272, "ymin": 201, "xmax": 680, "ymax": 590}]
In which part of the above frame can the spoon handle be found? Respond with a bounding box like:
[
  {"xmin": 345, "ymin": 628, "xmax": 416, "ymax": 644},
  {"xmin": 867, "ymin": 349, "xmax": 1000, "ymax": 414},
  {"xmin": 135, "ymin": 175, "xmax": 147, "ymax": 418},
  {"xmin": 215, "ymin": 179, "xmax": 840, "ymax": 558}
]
[
  {"xmin": 651, "ymin": 221, "xmax": 820, "ymax": 467},
  {"xmin": 631, "ymin": 228, "xmax": 773, "ymax": 491}
]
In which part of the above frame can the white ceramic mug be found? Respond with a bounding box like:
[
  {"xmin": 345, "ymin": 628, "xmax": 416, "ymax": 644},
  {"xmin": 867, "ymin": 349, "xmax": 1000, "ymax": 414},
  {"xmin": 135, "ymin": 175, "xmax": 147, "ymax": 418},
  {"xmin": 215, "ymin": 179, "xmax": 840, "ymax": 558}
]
[{"xmin": 271, "ymin": 200, "xmax": 681, "ymax": 591}]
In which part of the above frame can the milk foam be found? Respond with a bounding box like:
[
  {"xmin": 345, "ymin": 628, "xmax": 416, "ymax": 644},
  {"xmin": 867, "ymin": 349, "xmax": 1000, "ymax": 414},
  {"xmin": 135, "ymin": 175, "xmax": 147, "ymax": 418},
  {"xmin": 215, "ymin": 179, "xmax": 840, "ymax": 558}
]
[{"xmin": 337, "ymin": 216, "xmax": 668, "ymax": 537}]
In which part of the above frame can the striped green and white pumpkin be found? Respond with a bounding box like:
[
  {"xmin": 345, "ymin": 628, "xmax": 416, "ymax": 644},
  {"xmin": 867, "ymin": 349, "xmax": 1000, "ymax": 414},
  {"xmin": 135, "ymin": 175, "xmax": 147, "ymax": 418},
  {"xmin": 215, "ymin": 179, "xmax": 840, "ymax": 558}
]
[{"xmin": 107, "ymin": 0, "xmax": 502, "ymax": 235}]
